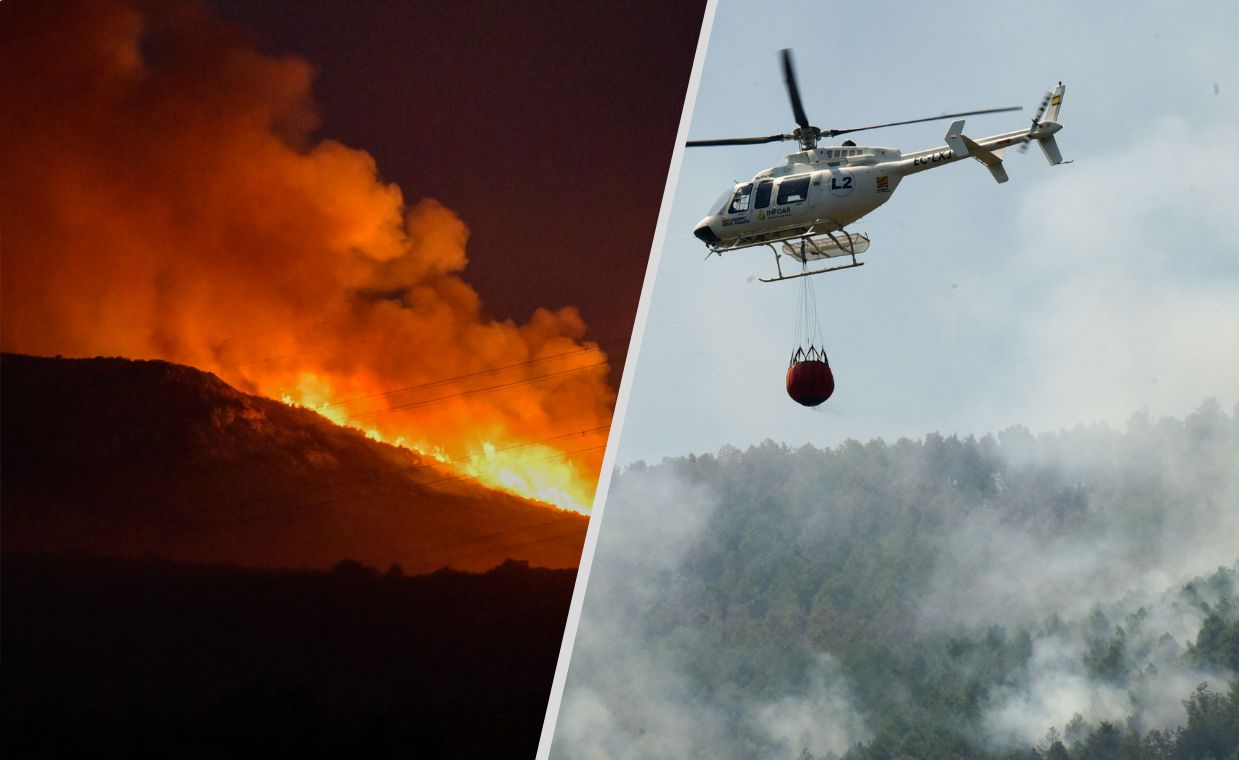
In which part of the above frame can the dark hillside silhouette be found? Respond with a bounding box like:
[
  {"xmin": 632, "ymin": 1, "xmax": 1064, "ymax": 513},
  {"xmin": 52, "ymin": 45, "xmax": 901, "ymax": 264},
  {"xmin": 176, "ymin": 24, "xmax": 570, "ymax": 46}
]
[
  {"xmin": 2, "ymin": 353, "xmax": 586, "ymax": 573},
  {"xmin": 1, "ymin": 353, "xmax": 587, "ymax": 754}
]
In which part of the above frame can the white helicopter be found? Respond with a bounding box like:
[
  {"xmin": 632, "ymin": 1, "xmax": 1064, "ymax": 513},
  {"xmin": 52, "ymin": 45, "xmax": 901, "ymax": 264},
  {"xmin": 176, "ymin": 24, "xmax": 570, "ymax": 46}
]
[{"xmin": 691, "ymin": 50, "xmax": 1067, "ymax": 282}]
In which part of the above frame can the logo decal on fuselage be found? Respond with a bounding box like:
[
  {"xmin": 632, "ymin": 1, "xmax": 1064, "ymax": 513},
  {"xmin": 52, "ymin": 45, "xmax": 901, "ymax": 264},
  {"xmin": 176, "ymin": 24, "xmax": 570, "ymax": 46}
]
[{"xmin": 828, "ymin": 174, "xmax": 854, "ymax": 197}]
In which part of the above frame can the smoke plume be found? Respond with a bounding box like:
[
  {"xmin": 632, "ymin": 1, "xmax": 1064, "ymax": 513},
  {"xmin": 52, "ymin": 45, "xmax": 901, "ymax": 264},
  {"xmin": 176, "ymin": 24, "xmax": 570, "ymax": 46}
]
[
  {"xmin": 550, "ymin": 404, "xmax": 1238, "ymax": 756},
  {"xmin": 552, "ymin": 467, "xmax": 869, "ymax": 759},
  {"xmin": 0, "ymin": 0, "xmax": 612, "ymax": 510}
]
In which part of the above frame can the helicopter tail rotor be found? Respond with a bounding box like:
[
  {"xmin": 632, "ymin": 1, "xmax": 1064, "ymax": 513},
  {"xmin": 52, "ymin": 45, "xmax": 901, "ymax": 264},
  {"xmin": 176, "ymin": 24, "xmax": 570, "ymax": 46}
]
[
  {"xmin": 1020, "ymin": 82, "xmax": 1065, "ymax": 162},
  {"xmin": 1019, "ymin": 91, "xmax": 1051, "ymax": 153}
]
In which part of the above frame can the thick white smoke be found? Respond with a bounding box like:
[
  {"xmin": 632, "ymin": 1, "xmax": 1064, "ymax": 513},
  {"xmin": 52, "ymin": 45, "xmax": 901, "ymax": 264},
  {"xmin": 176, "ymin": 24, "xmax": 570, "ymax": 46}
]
[
  {"xmin": 981, "ymin": 569, "xmax": 1236, "ymax": 748},
  {"xmin": 552, "ymin": 405, "xmax": 1237, "ymax": 755},
  {"xmin": 552, "ymin": 466, "xmax": 870, "ymax": 759}
]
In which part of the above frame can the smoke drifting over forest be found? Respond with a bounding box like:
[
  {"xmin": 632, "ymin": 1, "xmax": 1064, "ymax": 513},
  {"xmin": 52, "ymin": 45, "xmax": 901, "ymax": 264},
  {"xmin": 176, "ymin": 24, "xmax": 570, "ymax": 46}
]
[
  {"xmin": 552, "ymin": 403, "xmax": 1239, "ymax": 758},
  {"xmin": 0, "ymin": 0, "xmax": 611, "ymax": 510},
  {"xmin": 920, "ymin": 408, "xmax": 1239, "ymax": 629},
  {"xmin": 555, "ymin": 470, "xmax": 868, "ymax": 758}
]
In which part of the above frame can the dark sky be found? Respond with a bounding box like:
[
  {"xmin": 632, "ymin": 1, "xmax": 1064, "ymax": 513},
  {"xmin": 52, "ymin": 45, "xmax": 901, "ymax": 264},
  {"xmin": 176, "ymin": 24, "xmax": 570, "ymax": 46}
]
[{"xmin": 208, "ymin": 0, "xmax": 706, "ymax": 379}]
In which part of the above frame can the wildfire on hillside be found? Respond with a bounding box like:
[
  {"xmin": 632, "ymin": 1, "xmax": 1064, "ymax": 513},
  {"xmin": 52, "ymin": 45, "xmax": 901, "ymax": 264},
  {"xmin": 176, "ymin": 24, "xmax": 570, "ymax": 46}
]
[{"xmin": 0, "ymin": 0, "xmax": 613, "ymax": 511}]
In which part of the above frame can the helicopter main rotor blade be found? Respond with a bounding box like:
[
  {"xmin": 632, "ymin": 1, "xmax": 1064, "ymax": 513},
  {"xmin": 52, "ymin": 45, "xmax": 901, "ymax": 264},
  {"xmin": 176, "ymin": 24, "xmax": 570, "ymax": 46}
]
[
  {"xmin": 825, "ymin": 105, "xmax": 1023, "ymax": 138},
  {"xmin": 781, "ymin": 49, "xmax": 811, "ymax": 130},
  {"xmin": 686, "ymin": 134, "xmax": 792, "ymax": 147}
]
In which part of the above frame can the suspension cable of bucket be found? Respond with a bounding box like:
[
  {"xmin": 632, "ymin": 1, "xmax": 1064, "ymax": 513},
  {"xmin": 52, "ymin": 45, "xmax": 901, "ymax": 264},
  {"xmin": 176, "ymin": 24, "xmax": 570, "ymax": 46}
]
[{"xmin": 786, "ymin": 264, "xmax": 835, "ymax": 406}]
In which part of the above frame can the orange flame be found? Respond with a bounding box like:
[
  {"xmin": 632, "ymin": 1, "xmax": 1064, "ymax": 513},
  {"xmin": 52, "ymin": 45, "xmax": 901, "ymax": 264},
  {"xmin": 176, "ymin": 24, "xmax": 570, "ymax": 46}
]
[{"xmin": 0, "ymin": 0, "xmax": 612, "ymax": 512}]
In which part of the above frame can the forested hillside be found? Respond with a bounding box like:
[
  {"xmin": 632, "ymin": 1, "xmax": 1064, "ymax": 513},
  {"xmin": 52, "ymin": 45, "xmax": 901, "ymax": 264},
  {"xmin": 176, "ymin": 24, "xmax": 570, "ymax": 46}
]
[{"xmin": 554, "ymin": 401, "xmax": 1239, "ymax": 759}]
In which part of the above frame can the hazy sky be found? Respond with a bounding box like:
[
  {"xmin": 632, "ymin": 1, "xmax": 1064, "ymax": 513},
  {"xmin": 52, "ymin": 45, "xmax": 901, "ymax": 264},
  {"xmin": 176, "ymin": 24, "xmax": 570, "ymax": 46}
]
[{"xmin": 616, "ymin": 0, "xmax": 1239, "ymax": 464}]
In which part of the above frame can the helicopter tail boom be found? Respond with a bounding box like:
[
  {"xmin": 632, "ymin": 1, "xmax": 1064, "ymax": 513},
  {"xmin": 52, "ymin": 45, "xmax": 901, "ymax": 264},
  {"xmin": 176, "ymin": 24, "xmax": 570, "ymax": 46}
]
[
  {"xmin": 897, "ymin": 121, "xmax": 1013, "ymax": 181},
  {"xmin": 898, "ymin": 82, "xmax": 1067, "ymax": 177}
]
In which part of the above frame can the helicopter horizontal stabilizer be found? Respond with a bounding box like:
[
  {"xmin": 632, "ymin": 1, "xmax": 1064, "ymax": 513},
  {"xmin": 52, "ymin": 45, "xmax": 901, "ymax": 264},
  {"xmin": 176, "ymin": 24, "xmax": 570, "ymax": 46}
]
[
  {"xmin": 960, "ymin": 135, "xmax": 1009, "ymax": 183},
  {"xmin": 1038, "ymin": 136, "xmax": 1064, "ymax": 166}
]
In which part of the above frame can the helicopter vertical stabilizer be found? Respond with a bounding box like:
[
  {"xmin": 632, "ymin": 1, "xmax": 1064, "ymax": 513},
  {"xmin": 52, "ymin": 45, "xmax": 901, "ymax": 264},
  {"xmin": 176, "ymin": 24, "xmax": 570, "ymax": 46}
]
[
  {"xmin": 1044, "ymin": 82, "xmax": 1066, "ymax": 123},
  {"xmin": 943, "ymin": 120, "xmax": 969, "ymax": 159}
]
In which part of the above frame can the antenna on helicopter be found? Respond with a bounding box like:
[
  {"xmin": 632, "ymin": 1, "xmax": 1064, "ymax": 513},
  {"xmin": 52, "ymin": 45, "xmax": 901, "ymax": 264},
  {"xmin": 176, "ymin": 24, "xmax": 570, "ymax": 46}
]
[{"xmin": 686, "ymin": 49, "xmax": 1023, "ymax": 151}]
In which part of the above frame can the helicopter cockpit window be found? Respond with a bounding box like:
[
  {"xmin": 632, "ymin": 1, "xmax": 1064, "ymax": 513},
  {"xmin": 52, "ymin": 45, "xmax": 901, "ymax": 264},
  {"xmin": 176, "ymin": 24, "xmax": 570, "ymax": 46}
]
[
  {"xmin": 776, "ymin": 175, "xmax": 811, "ymax": 204},
  {"xmin": 728, "ymin": 183, "xmax": 754, "ymax": 214}
]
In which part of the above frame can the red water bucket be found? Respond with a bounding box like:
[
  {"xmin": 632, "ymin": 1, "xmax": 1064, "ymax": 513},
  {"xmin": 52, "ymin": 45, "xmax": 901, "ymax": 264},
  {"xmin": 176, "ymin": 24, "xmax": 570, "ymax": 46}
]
[{"xmin": 786, "ymin": 359, "xmax": 834, "ymax": 406}]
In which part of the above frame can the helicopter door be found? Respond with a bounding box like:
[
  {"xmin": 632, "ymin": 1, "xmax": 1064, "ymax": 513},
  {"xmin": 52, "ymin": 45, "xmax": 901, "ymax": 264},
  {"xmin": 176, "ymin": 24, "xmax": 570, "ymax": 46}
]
[{"xmin": 753, "ymin": 179, "xmax": 774, "ymax": 210}]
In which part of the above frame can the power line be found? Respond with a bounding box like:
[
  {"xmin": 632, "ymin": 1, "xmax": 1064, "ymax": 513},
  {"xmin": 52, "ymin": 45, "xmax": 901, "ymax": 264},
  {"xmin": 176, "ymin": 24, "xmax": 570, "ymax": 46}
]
[
  {"xmin": 229, "ymin": 443, "xmax": 608, "ymax": 526},
  {"xmin": 321, "ymin": 338, "xmax": 627, "ymax": 409},
  {"xmin": 408, "ymin": 444, "xmax": 607, "ymax": 492},
  {"xmin": 157, "ymin": 336, "xmax": 625, "ymax": 471},
  {"xmin": 310, "ymin": 443, "xmax": 607, "ymax": 511},
  {"xmin": 230, "ymin": 337, "xmax": 378, "ymax": 368},
  {"xmin": 343, "ymin": 361, "xmax": 609, "ymax": 421},
  {"xmin": 232, "ymin": 425, "xmax": 610, "ymax": 511},
  {"xmin": 205, "ymin": 443, "xmax": 600, "ymax": 571}
]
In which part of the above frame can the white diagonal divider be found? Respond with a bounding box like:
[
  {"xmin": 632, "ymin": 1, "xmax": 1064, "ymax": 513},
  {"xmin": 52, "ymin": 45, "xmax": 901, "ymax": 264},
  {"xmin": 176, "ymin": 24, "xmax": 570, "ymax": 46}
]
[{"xmin": 534, "ymin": 1, "xmax": 722, "ymax": 755}]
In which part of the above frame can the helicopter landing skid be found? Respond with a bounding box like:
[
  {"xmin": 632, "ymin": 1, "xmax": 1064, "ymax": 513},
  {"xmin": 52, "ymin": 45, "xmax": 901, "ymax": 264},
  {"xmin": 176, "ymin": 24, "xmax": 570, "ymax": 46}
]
[
  {"xmin": 758, "ymin": 230, "xmax": 868, "ymax": 283},
  {"xmin": 759, "ymin": 258, "xmax": 864, "ymax": 283}
]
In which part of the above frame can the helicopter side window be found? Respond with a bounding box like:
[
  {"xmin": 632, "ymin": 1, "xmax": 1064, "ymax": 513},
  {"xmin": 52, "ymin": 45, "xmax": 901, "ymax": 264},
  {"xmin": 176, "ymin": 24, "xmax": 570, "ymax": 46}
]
[
  {"xmin": 727, "ymin": 183, "xmax": 754, "ymax": 214},
  {"xmin": 753, "ymin": 179, "xmax": 774, "ymax": 210},
  {"xmin": 776, "ymin": 175, "xmax": 811, "ymax": 204}
]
